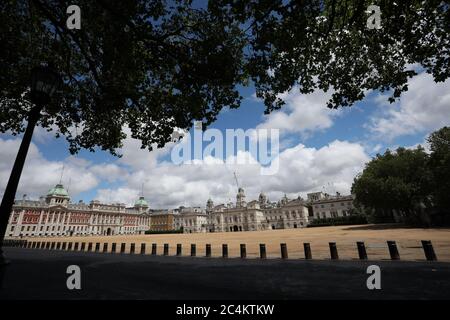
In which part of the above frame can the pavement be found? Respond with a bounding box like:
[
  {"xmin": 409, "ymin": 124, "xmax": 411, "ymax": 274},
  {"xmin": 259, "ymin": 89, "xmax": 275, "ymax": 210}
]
[{"xmin": 1, "ymin": 247, "xmax": 449, "ymax": 300}]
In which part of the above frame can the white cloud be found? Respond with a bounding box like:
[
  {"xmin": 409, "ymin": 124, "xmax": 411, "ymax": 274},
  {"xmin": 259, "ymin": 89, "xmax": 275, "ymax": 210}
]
[
  {"xmin": 369, "ymin": 72, "xmax": 450, "ymax": 140},
  {"xmin": 1, "ymin": 127, "xmax": 369, "ymax": 210},
  {"xmin": 95, "ymin": 137, "xmax": 369, "ymax": 209},
  {"xmin": 256, "ymin": 88, "xmax": 341, "ymax": 137},
  {"xmin": 0, "ymin": 137, "xmax": 116, "ymax": 200}
]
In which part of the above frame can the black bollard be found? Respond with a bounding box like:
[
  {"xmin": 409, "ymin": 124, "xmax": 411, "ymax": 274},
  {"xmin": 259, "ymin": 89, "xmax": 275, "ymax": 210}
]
[
  {"xmin": 191, "ymin": 244, "xmax": 196, "ymax": 257},
  {"xmin": 176, "ymin": 244, "xmax": 182, "ymax": 256},
  {"xmin": 260, "ymin": 244, "xmax": 267, "ymax": 259},
  {"xmin": 151, "ymin": 243, "xmax": 157, "ymax": 255},
  {"xmin": 140, "ymin": 243, "xmax": 146, "ymax": 255},
  {"xmin": 130, "ymin": 243, "xmax": 135, "ymax": 254},
  {"xmin": 240, "ymin": 244, "xmax": 246, "ymax": 258},
  {"xmin": 103, "ymin": 243, "xmax": 108, "ymax": 253},
  {"xmin": 120, "ymin": 243, "xmax": 126, "ymax": 254},
  {"xmin": 163, "ymin": 243, "xmax": 169, "ymax": 256},
  {"xmin": 357, "ymin": 241, "xmax": 368, "ymax": 260},
  {"xmin": 222, "ymin": 244, "xmax": 228, "ymax": 258},
  {"xmin": 329, "ymin": 242, "xmax": 339, "ymax": 260},
  {"xmin": 387, "ymin": 241, "xmax": 400, "ymax": 260},
  {"xmin": 304, "ymin": 243, "xmax": 312, "ymax": 260},
  {"xmin": 205, "ymin": 244, "xmax": 211, "ymax": 257},
  {"xmin": 111, "ymin": 243, "xmax": 116, "ymax": 253},
  {"xmin": 421, "ymin": 240, "xmax": 437, "ymax": 261},
  {"xmin": 280, "ymin": 243, "xmax": 288, "ymax": 259}
]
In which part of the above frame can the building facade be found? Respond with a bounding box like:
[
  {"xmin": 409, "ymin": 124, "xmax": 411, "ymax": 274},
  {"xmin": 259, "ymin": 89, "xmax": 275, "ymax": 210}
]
[
  {"xmin": 307, "ymin": 192, "xmax": 355, "ymax": 219},
  {"xmin": 173, "ymin": 189, "xmax": 311, "ymax": 233},
  {"xmin": 5, "ymin": 184, "xmax": 151, "ymax": 238}
]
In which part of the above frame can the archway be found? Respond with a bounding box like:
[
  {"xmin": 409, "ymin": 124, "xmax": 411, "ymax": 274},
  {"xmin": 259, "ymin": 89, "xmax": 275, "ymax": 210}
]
[
  {"xmin": 107, "ymin": 228, "xmax": 112, "ymax": 236},
  {"xmin": 233, "ymin": 225, "xmax": 239, "ymax": 232}
]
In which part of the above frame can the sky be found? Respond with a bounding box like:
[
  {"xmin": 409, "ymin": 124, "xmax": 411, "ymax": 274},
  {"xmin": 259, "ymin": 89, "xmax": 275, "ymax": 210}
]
[{"xmin": 1, "ymin": 71, "xmax": 449, "ymax": 209}]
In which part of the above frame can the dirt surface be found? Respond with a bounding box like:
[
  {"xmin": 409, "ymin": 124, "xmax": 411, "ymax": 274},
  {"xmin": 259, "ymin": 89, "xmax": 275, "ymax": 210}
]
[{"xmin": 25, "ymin": 224, "xmax": 450, "ymax": 261}]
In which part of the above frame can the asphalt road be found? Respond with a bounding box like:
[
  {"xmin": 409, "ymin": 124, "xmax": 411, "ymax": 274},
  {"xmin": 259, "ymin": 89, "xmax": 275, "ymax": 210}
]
[{"xmin": 1, "ymin": 247, "xmax": 449, "ymax": 299}]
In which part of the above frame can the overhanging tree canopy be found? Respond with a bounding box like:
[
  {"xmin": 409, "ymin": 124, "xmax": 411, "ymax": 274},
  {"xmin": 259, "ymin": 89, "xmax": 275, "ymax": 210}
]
[{"xmin": 1, "ymin": 0, "xmax": 449, "ymax": 155}]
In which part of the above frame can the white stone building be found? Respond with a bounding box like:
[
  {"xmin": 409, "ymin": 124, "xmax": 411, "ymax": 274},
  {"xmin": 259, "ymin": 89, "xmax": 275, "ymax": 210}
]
[
  {"xmin": 307, "ymin": 192, "xmax": 355, "ymax": 219},
  {"xmin": 192, "ymin": 189, "xmax": 311, "ymax": 233},
  {"xmin": 5, "ymin": 183, "xmax": 151, "ymax": 238},
  {"xmin": 173, "ymin": 207, "xmax": 208, "ymax": 233}
]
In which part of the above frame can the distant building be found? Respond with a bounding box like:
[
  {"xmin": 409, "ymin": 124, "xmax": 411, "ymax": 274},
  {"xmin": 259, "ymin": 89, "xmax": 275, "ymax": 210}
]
[
  {"xmin": 173, "ymin": 207, "xmax": 208, "ymax": 233},
  {"xmin": 6, "ymin": 184, "xmax": 151, "ymax": 238},
  {"xmin": 149, "ymin": 210, "xmax": 175, "ymax": 232},
  {"xmin": 307, "ymin": 192, "xmax": 355, "ymax": 219},
  {"xmin": 173, "ymin": 189, "xmax": 311, "ymax": 233}
]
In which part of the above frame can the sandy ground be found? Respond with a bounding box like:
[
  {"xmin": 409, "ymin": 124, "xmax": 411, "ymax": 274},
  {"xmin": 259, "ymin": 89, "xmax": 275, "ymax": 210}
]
[{"xmin": 25, "ymin": 224, "xmax": 450, "ymax": 261}]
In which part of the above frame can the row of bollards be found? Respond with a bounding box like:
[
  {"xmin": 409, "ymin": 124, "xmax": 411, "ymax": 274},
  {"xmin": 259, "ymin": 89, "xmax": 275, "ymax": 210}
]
[{"xmin": 8, "ymin": 239, "xmax": 439, "ymax": 261}]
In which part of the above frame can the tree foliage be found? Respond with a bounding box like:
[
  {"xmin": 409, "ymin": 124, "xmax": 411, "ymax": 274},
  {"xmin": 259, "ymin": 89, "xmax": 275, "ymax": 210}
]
[
  {"xmin": 352, "ymin": 127, "xmax": 450, "ymax": 225},
  {"xmin": 1, "ymin": 0, "xmax": 449, "ymax": 155},
  {"xmin": 428, "ymin": 126, "xmax": 450, "ymax": 212}
]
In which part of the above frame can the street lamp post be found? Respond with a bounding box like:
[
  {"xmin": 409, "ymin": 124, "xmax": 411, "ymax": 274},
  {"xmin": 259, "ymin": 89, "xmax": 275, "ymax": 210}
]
[{"xmin": 0, "ymin": 66, "xmax": 61, "ymax": 265}]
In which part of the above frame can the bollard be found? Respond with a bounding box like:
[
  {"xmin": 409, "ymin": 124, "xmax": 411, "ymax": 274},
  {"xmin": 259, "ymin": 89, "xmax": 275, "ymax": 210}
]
[
  {"xmin": 304, "ymin": 243, "xmax": 312, "ymax": 260},
  {"xmin": 111, "ymin": 243, "xmax": 116, "ymax": 254},
  {"xmin": 103, "ymin": 243, "xmax": 108, "ymax": 253},
  {"xmin": 87, "ymin": 242, "xmax": 93, "ymax": 252},
  {"xmin": 67, "ymin": 242, "xmax": 72, "ymax": 251},
  {"xmin": 151, "ymin": 243, "xmax": 157, "ymax": 255},
  {"xmin": 222, "ymin": 244, "xmax": 228, "ymax": 258},
  {"xmin": 74, "ymin": 242, "xmax": 79, "ymax": 251},
  {"xmin": 387, "ymin": 241, "xmax": 400, "ymax": 260},
  {"xmin": 205, "ymin": 244, "xmax": 211, "ymax": 257},
  {"xmin": 260, "ymin": 244, "xmax": 267, "ymax": 259},
  {"xmin": 280, "ymin": 243, "xmax": 288, "ymax": 259},
  {"xmin": 95, "ymin": 243, "xmax": 100, "ymax": 252},
  {"xmin": 176, "ymin": 244, "xmax": 182, "ymax": 256},
  {"xmin": 421, "ymin": 240, "xmax": 437, "ymax": 261},
  {"xmin": 163, "ymin": 243, "xmax": 169, "ymax": 256},
  {"xmin": 191, "ymin": 244, "xmax": 196, "ymax": 257},
  {"xmin": 240, "ymin": 244, "xmax": 246, "ymax": 258},
  {"xmin": 62, "ymin": 242, "xmax": 67, "ymax": 250},
  {"xmin": 329, "ymin": 242, "xmax": 339, "ymax": 260},
  {"xmin": 130, "ymin": 243, "xmax": 135, "ymax": 254},
  {"xmin": 120, "ymin": 243, "xmax": 126, "ymax": 254},
  {"xmin": 140, "ymin": 243, "xmax": 146, "ymax": 255},
  {"xmin": 357, "ymin": 241, "xmax": 368, "ymax": 260},
  {"xmin": 80, "ymin": 242, "xmax": 86, "ymax": 252},
  {"xmin": 56, "ymin": 242, "xmax": 61, "ymax": 250}
]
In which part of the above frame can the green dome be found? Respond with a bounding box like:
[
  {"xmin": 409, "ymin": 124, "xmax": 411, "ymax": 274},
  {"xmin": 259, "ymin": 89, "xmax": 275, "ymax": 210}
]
[
  {"xmin": 47, "ymin": 184, "xmax": 70, "ymax": 198},
  {"xmin": 135, "ymin": 196, "xmax": 148, "ymax": 207}
]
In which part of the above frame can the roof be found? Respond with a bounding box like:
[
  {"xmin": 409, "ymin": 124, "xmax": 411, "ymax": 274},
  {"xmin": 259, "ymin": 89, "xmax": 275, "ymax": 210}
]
[
  {"xmin": 134, "ymin": 196, "xmax": 149, "ymax": 207},
  {"xmin": 47, "ymin": 184, "xmax": 69, "ymax": 198}
]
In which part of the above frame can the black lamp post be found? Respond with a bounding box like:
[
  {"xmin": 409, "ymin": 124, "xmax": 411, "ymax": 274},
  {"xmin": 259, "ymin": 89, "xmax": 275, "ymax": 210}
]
[{"xmin": 0, "ymin": 66, "xmax": 61, "ymax": 265}]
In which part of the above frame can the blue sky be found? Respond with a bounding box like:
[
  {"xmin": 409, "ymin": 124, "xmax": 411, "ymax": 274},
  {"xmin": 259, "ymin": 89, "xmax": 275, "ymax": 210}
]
[{"xmin": 0, "ymin": 71, "xmax": 448, "ymax": 208}]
